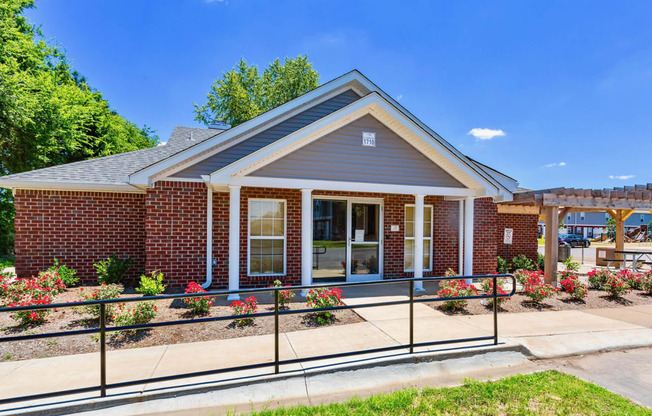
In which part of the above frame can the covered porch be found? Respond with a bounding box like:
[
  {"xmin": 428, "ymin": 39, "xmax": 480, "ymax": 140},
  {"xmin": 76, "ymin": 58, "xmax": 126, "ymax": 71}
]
[{"xmin": 497, "ymin": 185, "xmax": 652, "ymax": 282}]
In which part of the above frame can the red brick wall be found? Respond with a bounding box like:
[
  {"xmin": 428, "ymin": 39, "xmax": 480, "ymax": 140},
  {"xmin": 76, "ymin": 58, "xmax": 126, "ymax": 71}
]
[
  {"xmin": 145, "ymin": 181, "xmax": 212, "ymax": 288},
  {"xmin": 496, "ymin": 213, "xmax": 539, "ymax": 264},
  {"xmin": 12, "ymin": 184, "xmax": 534, "ymax": 289},
  {"xmin": 473, "ymin": 198, "xmax": 499, "ymax": 274},
  {"xmin": 13, "ymin": 189, "xmax": 146, "ymax": 283}
]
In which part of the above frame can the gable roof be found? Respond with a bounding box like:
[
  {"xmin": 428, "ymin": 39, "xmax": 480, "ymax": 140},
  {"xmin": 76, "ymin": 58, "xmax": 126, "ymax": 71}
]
[
  {"xmin": 0, "ymin": 127, "xmax": 224, "ymax": 192},
  {"xmin": 0, "ymin": 70, "xmax": 515, "ymax": 199}
]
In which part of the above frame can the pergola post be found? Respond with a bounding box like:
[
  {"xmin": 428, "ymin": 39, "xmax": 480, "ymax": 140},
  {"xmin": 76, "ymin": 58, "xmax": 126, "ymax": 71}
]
[
  {"xmin": 543, "ymin": 206, "xmax": 559, "ymax": 284},
  {"xmin": 609, "ymin": 209, "xmax": 635, "ymax": 267}
]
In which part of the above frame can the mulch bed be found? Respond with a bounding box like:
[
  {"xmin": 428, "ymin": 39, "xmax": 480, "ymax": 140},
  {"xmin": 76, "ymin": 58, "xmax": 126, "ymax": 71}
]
[
  {"xmin": 0, "ymin": 287, "xmax": 362, "ymax": 362},
  {"xmin": 421, "ymin": 288, "xmax": 652, "ymax": 316}
]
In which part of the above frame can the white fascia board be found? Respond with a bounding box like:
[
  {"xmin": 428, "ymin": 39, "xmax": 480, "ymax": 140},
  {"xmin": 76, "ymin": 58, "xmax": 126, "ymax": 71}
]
[
  {"xmin": 210, "ymin": 93, "xmax": 497, "ymax": 195},
  {"xmin": 230, "ymin": 176, "xmax": 479, "ymax": 197},
  {"xmin": 0, "ymin": 179, "xmax": 145, "ymax": 193},
  {"xmin": 128, "ymin": 72, "xmax": 371, "ymax": 186}
]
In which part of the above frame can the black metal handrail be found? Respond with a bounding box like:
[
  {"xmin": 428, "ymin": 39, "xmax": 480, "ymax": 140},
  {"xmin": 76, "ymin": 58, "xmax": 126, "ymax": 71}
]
[{"xmin": 0, "ymin": 274, "xmax": 515, "ymax": 405}]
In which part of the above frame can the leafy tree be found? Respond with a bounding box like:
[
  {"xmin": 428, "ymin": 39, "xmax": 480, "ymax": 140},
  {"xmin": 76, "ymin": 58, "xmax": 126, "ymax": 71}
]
[
  {"xmin": 194, "ymin": 55, "xmax": 319, "ymax": 127},
  {"xmin": 606, "ymin": 217, "xmax": 616, "ymax": 233},
  {"xmin": 0, "ymin": 0, "xmax": 158, "ymax": 254}
]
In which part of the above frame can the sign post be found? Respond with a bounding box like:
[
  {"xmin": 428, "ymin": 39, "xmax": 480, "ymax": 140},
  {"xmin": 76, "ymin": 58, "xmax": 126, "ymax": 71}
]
[{"xmin": 503, "ymin": 228, "xmax": 513, "ymax": 261}]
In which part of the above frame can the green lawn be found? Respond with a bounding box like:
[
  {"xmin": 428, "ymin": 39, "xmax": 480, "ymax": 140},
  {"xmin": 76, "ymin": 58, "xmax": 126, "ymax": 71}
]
[{"xmin": 251, "ymin": 371, "xmax": 650, "ymax": 415}]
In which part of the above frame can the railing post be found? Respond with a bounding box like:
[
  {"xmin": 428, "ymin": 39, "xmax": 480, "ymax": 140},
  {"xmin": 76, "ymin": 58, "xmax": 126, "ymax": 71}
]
[
  {"xmin": 274, "ymin": 290, "xmax": 280, "ymax": 374},
  {"xmin": 493, "ymin": 276, "xmax": 498, "ymax": 345},
  {"xmin": 409, "ymin": 280, "xmax": 414, "ymax": 354},
  {"xmin": 100, "ymin": 303, "xmax": 107, "ymax": 397}
]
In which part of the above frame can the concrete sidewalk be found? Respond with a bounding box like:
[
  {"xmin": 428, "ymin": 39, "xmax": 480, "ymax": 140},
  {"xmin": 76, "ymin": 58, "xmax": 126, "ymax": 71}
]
[{"xmin": 1, "ymin": 297, "xmax": 652, "ymax": 414}]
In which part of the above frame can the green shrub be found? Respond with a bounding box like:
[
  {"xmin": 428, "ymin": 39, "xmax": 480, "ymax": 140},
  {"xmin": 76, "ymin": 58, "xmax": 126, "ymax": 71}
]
[
  {"xmin": 75, "ymin": 284, "xmax": 124, "ymax": 319},
  {"xmin": 562, "ymin": 256, "xmax": 580, "ymax": 272},
  {"xmin": 512, "ymin": 254, "xmax": 535, "ymax": 271},
  {"xmin": 537, "ymin": 253, "xmax": 545, "ymax": 271},
  {"xmin": 497, "ymin": 256, "xmax": 509, "ymax": 274},
  {"xmin": 94, "ymin": 255, "xmax": 133, "ymax": 285},
  {"xmin": 642, "ymin": 272, "xmax": 652, "ymax": 295},
  {"xmin": 135, "ymin": 270, "xmax": 166, "ymax": 296},
  {"xmin": 47, "ymin": 258, "xmax": 78, "ymax": 287},
  {"xmin": 112, "ymin": 301, "xmax": 157, "ymax": 333}
]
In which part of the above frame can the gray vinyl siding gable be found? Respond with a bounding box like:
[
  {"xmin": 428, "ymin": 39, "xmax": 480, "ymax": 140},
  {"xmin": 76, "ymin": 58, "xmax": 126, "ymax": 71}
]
[
  {"xmin": 249, "ymin": 114, "xmax": 465, "ymax": 188},
  {"xmin": 171, "ymin": 89, "xmax": 361, "ymax": 178},
  {"xmin": 564, "ymin": 211, "xmax": 652, "ymax": 226}
]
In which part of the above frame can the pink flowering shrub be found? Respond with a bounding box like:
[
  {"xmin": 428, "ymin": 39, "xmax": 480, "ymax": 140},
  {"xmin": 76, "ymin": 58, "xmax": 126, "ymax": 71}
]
[
  {"xmin": 8, "ymin": 293, "xmax": 52, "ymax": 325},
  {"xmin": 75, "ymin": 284, "xmax": 124, "ymax": 319},
  {"xmin": 558, "ymin": 271, "xmax": 588, "ymax": 301},
  {"xmin": 230, "ymin": 296, "xmax": 258, "ymax": 326},
  {"xmin": 437, "ymin": 279, "xmax": 478, "ymax": 311},
  {"xmin": 604, "ymin": 273, "xmax": 630, "ymax": 298},
  {"xmin": 306, "ymin": 287, "xmax": 344, "ymax": 324},
  {"xmin": 182, "ymin": 281, "xmax": 213, "ymax": 314},
  {"xmin": 617, "ymin": 269, "xmax": 644, "ymax": 290},
  {"xmin": 641, "ymin": 271, "xmax": 652, "ymax": 295},
  {"xmin": 522, "ymin": 270, "xmax": 558, "ymax": 303},
  {"xmin": 113, "ymin": 301, "xmax": 158, "ymax": 332},
  {"xmin": 587, "ymin": 268, "xmax": 611, "ymax": 290},
  {"xmin": 269, "ymin": 280, "xmax": 295, "ymax": 307},
  {"xmin": 481, "ymin": 277, "xmax": 510, "ymax": 308}
]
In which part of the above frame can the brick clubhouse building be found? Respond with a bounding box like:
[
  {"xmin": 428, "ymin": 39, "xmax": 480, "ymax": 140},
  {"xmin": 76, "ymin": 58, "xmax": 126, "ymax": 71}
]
[{"xmin": 0, "ymin": 71, "xmax": 538, "ymax": 291}]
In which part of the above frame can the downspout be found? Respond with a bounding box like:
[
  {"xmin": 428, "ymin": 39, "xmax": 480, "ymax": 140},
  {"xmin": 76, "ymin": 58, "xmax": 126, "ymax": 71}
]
[{"xmin": 202, "ymin": 177, "xmax": 213, "ymax": 289}]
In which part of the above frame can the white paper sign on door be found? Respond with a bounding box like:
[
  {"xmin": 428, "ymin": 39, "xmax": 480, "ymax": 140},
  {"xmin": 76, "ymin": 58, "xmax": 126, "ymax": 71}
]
[{"xmin": 354, "ymin": 229, "xmax": 365, "ymax": 242}]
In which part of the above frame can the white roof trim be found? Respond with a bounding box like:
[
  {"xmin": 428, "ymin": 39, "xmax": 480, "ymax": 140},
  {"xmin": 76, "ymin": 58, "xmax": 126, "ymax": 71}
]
[
  {"xmin": 129, "ymin": 71, "xmax": 372, "ymax": 186},
  {"xmin": 209, "ymin": 93, "xmax": 502, "ymax": 197},
  {"xmin": 230, "ymin": 176, "xmax": 479, "ymax": 197},
  {"xmin": 0, "ymin": 179, "xmax": 145, "ymax": 193}
]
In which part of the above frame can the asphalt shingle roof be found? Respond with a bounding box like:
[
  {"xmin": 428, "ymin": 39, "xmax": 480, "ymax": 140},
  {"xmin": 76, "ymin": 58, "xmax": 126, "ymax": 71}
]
[{"xmin": 0, "ymin": 127, "xmax": 223, "ymax": 184}]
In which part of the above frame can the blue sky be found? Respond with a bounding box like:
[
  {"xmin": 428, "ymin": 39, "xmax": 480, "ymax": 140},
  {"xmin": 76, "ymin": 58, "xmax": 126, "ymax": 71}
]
[{"xmin": 26, "ymin": 0, "xmax": 652, "ymax": 190}]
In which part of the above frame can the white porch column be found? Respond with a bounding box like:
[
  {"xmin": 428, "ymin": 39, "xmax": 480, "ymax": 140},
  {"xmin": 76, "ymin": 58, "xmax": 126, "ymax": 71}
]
[
  {"xmin": 227, "ymin": 185, "xmax": 241, "ymax": 300},
  {"xmin": 301, "ymin": 189, "xmax": 313, "ymax": 296},
  {"xmin": 458, "ymin": 199, "xmax": 464, "ymax": 275},
  {"xmin": 202, "ymin": 186, "xmax": 213, "ymax": 289},
  {"xmin": 414, "ymin": 194, "xmax": 425, "ymax": 291},
  {"xmin": 463, "ymin": 197, "xmax": 474, "ymax": 282}
]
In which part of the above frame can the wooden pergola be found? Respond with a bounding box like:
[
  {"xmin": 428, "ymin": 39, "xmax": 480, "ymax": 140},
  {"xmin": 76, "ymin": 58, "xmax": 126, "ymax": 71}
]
[{"xmin": 497, "ymin": 184, "xmax": 652, "ymax": 282}]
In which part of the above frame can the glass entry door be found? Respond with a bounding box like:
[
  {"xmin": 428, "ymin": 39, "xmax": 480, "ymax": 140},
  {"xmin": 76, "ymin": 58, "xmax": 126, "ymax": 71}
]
[
  {"xmin": 312, "ymin": 199, "xmax": 347, "ymax": 282},
  {"xmin": 312, "ymin": 199, "xmax": 383, "ymax": 282},
  {"xmin": 349, "ymin": 203, "xmax": 382, "ymax": 280}
]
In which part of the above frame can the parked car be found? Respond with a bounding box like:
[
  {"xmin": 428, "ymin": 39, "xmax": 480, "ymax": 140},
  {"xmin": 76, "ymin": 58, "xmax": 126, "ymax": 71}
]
[{"xmin": 558, "ymin": 234, "xmax": 591, "ymax": 248}]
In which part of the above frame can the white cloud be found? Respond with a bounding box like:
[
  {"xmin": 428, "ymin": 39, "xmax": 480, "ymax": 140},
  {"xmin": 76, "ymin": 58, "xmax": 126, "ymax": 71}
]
[
  {"xmin": 609, "ymin": 175, "xmax": 635, "ymax": 180},
  {"xmin": 544, "ymin": 161, "xmax": 567, "ymax": 168},
  {"xmin": 467, "ymin": 128, "xmax": 506, "ymax": 141},
  {"xmin": 157, "ymin": 141, "xmax": 167, "ymax": 147},
  {"xmin": 396, "ymin": 94, "xmax": 403, "ymax": 101}
]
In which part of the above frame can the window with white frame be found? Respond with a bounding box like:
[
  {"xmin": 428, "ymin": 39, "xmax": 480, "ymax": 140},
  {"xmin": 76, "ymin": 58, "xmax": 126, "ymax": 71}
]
[
  {"xmin": 404, "ymin": 205, "xmax": 433, "ymax": 271},
  {"xmin": 580, "ymin": 212, "xmax": 585, "ymax": 221},
  {"xmin": 248, "ymin": 199, "xmax": 286, "ymax": 275}
]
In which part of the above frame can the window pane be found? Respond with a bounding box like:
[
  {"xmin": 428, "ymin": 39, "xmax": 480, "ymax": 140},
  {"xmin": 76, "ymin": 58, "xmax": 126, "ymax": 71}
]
[
  {"xmin": 404, "ymin": 240, "xmax": 414, "ymax": 270},
  {"xmin": 273, "ymin": 217, "xmax": 284, "ymax": 236},
  {"xmin": 424, "ymin": 239, "xmax": 431, "ymax": 270},
  {"xmin": 262, "ymin": 218, "xmax": 274, "ymax": 236},
  {"xmin": 272, "ymin": 256, "xmax": 284, "ymax": 274},
  {"xmin": 424, "ymin": 207, "xmax": 432, "ymax": 238},
  {"xmin": 261, "ymin": 256, "xmax": 273, "ymax": 274},
  {"xmin": 250, "ymin": 257, "xmax": 261, "ymax": 275},
  {"xmin": 405, "ymin": 206, "xmax": 414, "ymax": 222}
]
